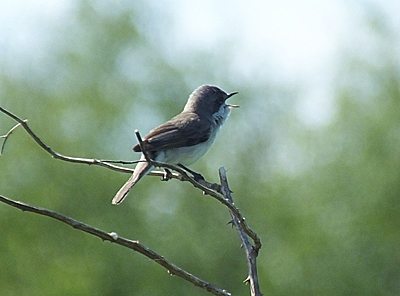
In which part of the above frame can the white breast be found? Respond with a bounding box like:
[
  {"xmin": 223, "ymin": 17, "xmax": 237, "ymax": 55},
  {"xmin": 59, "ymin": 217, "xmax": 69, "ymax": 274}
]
[{"xmin": 156, "ymin": 132, "xmax": 217, "ymax": 166}]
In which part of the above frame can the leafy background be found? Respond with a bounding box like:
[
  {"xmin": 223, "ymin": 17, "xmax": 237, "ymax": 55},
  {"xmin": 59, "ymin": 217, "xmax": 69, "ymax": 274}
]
[{"xmin": 1, "ymin": 1, "xmax": 400, "ymax": 295}]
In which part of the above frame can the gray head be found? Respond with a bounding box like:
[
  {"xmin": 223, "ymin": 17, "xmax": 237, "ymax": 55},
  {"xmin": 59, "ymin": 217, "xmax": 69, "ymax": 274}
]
[{"xmin": 183, "ymin": 85, "xmax": 239, "ymax": 116}]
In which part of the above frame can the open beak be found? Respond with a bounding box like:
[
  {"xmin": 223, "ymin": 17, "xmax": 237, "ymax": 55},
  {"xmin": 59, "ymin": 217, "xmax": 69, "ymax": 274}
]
[{"xmin": 226, "ymin": 91, "xmax": 239, "ymax": 108}]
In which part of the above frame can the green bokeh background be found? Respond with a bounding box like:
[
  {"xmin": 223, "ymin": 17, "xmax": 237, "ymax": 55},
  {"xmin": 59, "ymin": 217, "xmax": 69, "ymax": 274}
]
[{"xmin": 1, "ymin": 1, "xmax": 400, "ymax": 295}]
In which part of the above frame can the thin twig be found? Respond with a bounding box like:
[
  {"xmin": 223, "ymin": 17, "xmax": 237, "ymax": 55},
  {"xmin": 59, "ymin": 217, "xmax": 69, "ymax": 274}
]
[
  {"xmin": 0, "ymin": 194, "xmax": 231, "ymax": 296},
  {"xmin": 98, "ymin": 159, "xmax": 141, "ymax": 165},
  {"xmin": 0, "ymin": 122, "xmax": 22, "ymax": 155},
  {"xmin": 0, "ymin": 106, "xmax": 179, "ymax": 179},
  {"xmin": 135, "ymin": 129, "xmax": 152, "ymax": 163},
  {"xmin": 219, "ymin": 168, "xmax": 262, "ymax": 296}
]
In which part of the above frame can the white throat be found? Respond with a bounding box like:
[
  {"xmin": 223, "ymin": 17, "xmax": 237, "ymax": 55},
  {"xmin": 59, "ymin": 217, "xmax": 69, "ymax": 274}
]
[{"xmin": 212, "ymin": 104, "xmax": 231, "ymax": 127}]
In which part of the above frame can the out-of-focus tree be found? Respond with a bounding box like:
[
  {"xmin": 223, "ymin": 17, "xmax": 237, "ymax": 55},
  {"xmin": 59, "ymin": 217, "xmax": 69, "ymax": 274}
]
[{"xmin": 1, "ymin": 1, "xmax": 400, "ymax": 296}]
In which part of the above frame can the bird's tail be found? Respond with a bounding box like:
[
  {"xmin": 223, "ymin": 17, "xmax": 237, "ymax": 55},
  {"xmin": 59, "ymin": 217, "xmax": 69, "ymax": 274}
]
[{"xmin": 112, "ymin": 155, "xmax": 153, "ymax": 205}]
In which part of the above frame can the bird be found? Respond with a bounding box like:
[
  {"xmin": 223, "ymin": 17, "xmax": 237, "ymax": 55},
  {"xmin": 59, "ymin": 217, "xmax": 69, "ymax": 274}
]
[{"xmin": 112, "ymin": 85, "xmax": 239, "ymax": 205}]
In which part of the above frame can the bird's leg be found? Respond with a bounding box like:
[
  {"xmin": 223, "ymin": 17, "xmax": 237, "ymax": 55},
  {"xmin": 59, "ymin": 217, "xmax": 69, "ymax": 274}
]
[
  {"xmin": 178, "ymin": 164, "xmax": 204, "ymax": 181},
  {"xmin": 162, "ymin": 168, "xmax": 173, "ymax": 181}
]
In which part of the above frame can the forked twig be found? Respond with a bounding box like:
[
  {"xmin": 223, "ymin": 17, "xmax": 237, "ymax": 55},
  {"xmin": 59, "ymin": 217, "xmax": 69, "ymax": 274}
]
[
  {"xmin": 132, "ymin": 130, "xmax": 260, "ymax": 247},
  {"xmin": 0, "ymin": 122, "xmax": 22, "ymax": 155},
  {"xmin": 0, "ymin": 106, "xmax": 178, "ymax": 178}
]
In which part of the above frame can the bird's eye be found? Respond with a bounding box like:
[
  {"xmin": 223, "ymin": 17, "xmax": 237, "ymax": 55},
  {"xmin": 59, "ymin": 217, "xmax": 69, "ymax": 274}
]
[{"xmin": 218, "ymin": 97, "xmax": 224, "ymax": 104}]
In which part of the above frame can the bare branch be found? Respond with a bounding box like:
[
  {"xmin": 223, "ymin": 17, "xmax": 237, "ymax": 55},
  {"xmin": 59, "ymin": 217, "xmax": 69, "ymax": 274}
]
[
  {"xmin": 131, "ymin": 133, "xmax": 264, "ymax": 296},
  {"xmin": 1, "ymin": 106, "xmax": 262, "ymax": 295},
  {"xmin": 0, "ymin": 194, "xmax": 232, "ymax": 296},
  {"xmin": 219, "ymin": 168, "xmax": 262, "ymax": 296}
]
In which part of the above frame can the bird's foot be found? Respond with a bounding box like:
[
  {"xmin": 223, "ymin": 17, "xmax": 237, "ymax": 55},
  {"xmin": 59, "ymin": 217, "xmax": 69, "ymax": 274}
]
[
  {"xmin": 177, "ymin": 164, "xmax": 204, "ymax": 181},
  {"xmin": 161, "ymin": 168, "xmax": 173, "ymax": 181},
  {"xmin": 191, "ymin": 171, "xmax": 205, "ymax": 182}
]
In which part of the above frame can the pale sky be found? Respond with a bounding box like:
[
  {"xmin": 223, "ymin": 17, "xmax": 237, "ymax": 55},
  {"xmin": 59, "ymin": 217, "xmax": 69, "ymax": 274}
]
[
  {"xmin": 1, "ymin": 0, "xmax": 400, "ymax": 129},
  {"xmin": 2, "ymin": 0, "xmax": 397, "ymax": 78}
]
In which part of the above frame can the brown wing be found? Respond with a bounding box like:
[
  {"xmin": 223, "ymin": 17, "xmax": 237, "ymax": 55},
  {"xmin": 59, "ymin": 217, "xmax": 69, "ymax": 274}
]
[{"xmin": 133, "ymin": 113, "xmax": 212, "ymax": 152}]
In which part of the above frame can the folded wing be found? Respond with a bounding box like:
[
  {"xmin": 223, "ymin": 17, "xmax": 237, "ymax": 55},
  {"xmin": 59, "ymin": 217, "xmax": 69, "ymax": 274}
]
[{"xmin": 133, "ymin": 113, "xmax": 212, "ymax": 152}]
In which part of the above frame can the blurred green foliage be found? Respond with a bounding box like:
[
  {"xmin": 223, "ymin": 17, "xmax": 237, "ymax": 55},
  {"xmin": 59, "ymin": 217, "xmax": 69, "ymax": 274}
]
[{"xmin": 1, "ymin": 2, "xmax": 400, "ymax": 296}]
